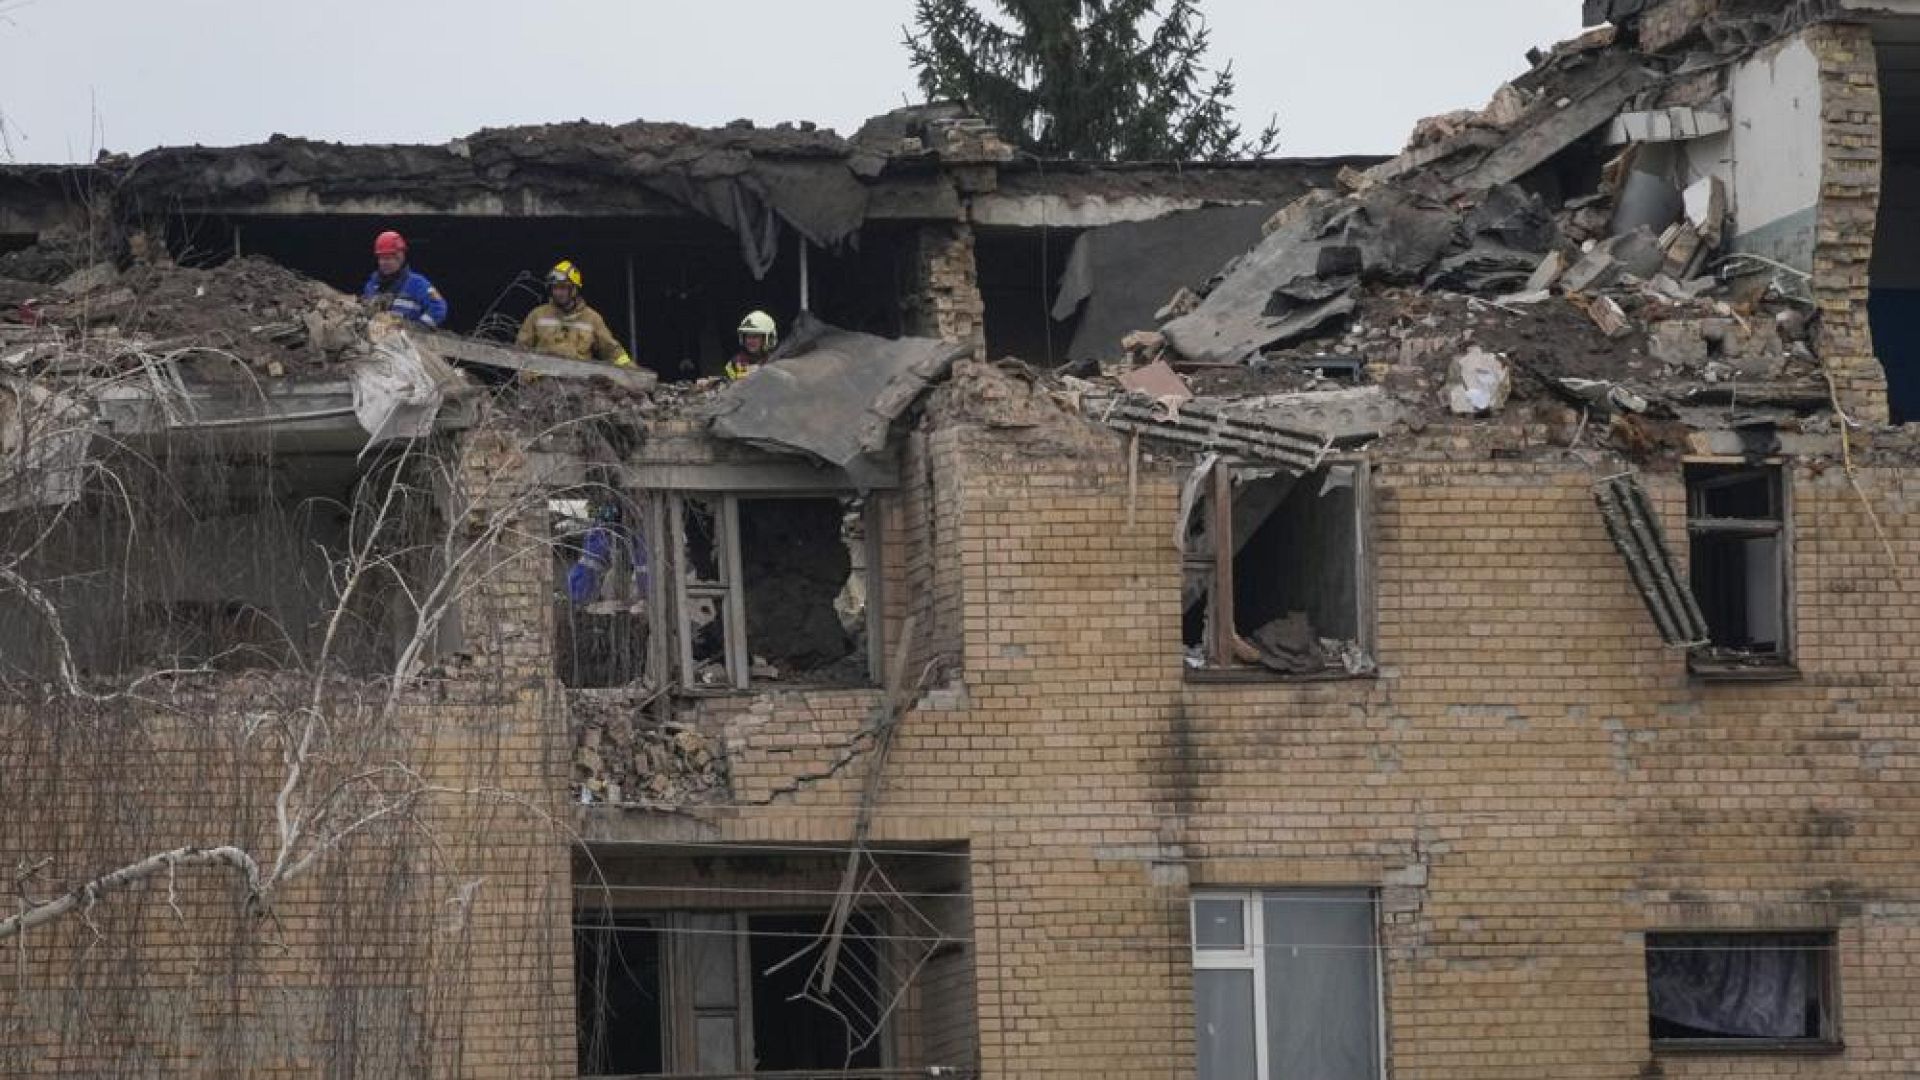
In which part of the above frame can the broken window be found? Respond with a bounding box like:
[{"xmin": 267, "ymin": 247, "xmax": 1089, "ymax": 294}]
[
  {"xmin": 576, "ymin": 843, "xmax": 975, "ymax": 1077},
  {"xmin": 667, "ymin": 492, "xmax": 878, "ymax": 691},
  {"xmin": 0, "ymin": 443, "xmax": 441, "ymax": 684},
  {"xmin": 1647, "ymin": 932, "xmax": 1838, "ymax": 1049},
  {"xmin": 1192, "ymin": 890, "xmax": 1383, "ymax": 1080},
  {"xmin": 1182, "ymin": 460, "xmax": 1373, "ymax": 678},
  {"xmin": 553, "ymin": 493, "xmax": 654, "ymax": 689},
  {"xmin": 1685, "ymin": 464, "xmax": 1791, "ymax": 672},
  {"xmin": 575, "ymin": 910, "xmax": 886, "ymax": 1076}
]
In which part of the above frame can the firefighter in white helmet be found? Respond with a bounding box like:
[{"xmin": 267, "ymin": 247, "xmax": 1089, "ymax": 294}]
[{"xmin": 726, "ymin": 310, "xmax": 777, "ymax": 380}]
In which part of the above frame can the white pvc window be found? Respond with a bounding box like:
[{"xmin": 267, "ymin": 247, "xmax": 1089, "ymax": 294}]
[{"xmin": 1192, "ymin": 890, "xmax": 1383, "ymax": 1080}]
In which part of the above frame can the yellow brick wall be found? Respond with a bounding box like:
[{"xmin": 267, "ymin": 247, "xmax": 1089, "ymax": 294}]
[
  {"xmin": 660, "ymin": 431, "xmax": 1920, "ymax": 1079},
  {"xmin": 9, "ymin": 403, "xmax": 1920, "ymax": 1079},
  {"xmin": 0, "ymin": 429, "xmax": 577, "ymax": 1079}
]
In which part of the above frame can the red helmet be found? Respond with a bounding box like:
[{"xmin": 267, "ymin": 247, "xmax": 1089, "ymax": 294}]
[{"xmin": 373, "ymin": 231, "xmax": 407, "ymax": 257}]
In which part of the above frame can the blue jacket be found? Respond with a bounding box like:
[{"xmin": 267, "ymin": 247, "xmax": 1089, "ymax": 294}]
[{"xmin": 361, "ymin": 267, "xmax": 448, "ymax": 328}]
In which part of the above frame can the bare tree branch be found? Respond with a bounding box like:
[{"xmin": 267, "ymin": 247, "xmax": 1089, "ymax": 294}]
[{"xmin": 0, "ymin": 846, "xmax": 262, "ymax": 943}]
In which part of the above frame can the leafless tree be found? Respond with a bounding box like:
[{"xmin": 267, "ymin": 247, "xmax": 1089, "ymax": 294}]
[{"xmin": 0, "ymin": 340, "xmax": 593, "ymax": 1074}]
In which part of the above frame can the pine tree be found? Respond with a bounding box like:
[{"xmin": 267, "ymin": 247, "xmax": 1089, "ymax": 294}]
[{"xmin": 904, "ymin": 0, "xmax": 1278, "ymax": 162}]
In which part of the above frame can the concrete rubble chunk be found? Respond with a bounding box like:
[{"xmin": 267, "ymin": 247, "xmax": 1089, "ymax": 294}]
[
  {"xmin": 1604, "ymin": 103, "xmax": 1731, "ymax": 145},
  {"xmin": 1525, "ymin": 250, "xmax": 1570, "ymax": 293},
  {"xmin": 1155, "ymin": 287, "xmax": 1203, "ymax": 324},
  {"xmin": 1585, "ymin": 295, "xmax": 1633, "ymax": 339},
  {"xmin": 1659, "ymin": 222, "xmax": 1707, "ymax": 280},
  {"xmin": 1683, "ymin": 175, "xmax": 1727, "ymax": 243},
  {"xmin": 1562, "ymin": 247, "xmax": 1622, "ymax": 295},
  {"xmin": 1115, "ymin": 359, "xmax": 1191, "ymax": 406},
  {"xmin": 1233, "ymin": 385, "xmax": 1402, "ymax": 442},
  {"xmin": 425, "ymin": 333, "xmax": 659, "ymax": 392},
  {"xmin": 1445, "ymin": 347, "xmax": 1512, "ymax": 415}
]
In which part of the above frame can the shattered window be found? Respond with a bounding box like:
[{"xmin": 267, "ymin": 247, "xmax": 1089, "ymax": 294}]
[
  {"xmin": 1183, "ymin": 461, "xmax": 1373, "ymax": 678},
  {"xmin": 553, "ymin": 493, "xmax": 655, "ymax": 689},
  {"xmin": 0, "ymin": 444, "xmax": 438, "ymax": 685},
  {"xmin": 666, "ymin": 492, "xmax": 876, "ymax": 691},
  {"xmin": 1685, "ymin": 464, "xmax": 1791, "ymax": 671},
  {"xmin": 575, "ymin": 909, "xmax": 886, "ymax": 1077},
  {"xmin": 1647, "ymin": 932, "xmax": 1837, "ymax": 1049},
  {"xmin": 1192, "ymin": 890, "xmax": 1383, "ymax": 1080}
]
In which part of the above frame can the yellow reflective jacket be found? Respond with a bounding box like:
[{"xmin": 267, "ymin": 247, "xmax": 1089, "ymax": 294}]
[{"xmin": 515, "ymin": 301, "xmax": 634, "ymax": 366}]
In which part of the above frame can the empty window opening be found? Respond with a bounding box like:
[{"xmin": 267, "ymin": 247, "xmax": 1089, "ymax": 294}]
[
  {"xmin": 1183, "ymin": 462, "xmax": 1372, "ymax": 678},
  {"xmin": 576, "ymin": 913, "xmax": 666, "ymax": 1076},
  {"xmin": 668, "ymin": 492, "xmax": 877, "ymax": 692},
  {"xmin": 0, "ymin": 442, "xmax": 439, "ymax": 685},
  {"xmin": 1192, "ymin": 890, "xmax": 1384, "ymax": 1080},
  {"xmin": 1685, "ymin": 464, "xmax": 1790, "ymax": 671},
  {"xmin": 169, "ymin": 214, "xmax": 909, "ymax": 384},
  {"xmin": 975, "ymin": 224, "xmax": 1084, "ymax": 365},
  {"xmin": 575, "ymin": 844, "xmax": 976, "ymax": 1078},
  {"xmin": 554, "ymin": 493, "xmax": 654, "ymax": 689},
  {"xmin": 749, "ymin": 913, "xmax": 884, "ymax": 1071},
  {"xmin": 1870, "ymin": 21, "xmax": 1920, "ymax": 423},
  {"xmin": 1647, "ymin": 931, "xmax": 1838, "ymax": 1050}
]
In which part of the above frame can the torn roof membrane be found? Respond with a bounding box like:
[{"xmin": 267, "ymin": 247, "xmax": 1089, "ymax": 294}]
[{"xmin": 705, "ymin": 313, "xmax": 969, "ymax": 488}]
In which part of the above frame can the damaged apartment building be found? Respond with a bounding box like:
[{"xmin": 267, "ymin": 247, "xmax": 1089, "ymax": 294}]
[{"xmin": 4, "ymin": 0, "xmax": 1920, "ymax": 1076}]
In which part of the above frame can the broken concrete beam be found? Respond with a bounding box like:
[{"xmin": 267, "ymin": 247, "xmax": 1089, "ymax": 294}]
[
  {"xmin": 1603, "ymin": 104, "xmax": 1730, "ymax": 145},
  {"xmin": 1437, "ymin": 57, "xmax": 1658, "ymax": 198},
  {"xmin": 1083, "ymin": 394, "xmax": 1331, "ymax": 471},
  {"xmin": 423, "ymin": 332, "xmax": 659, "ymax": 391},
  {"xmin": 1232, "ymin": 386, "xmax": 1401, "ymax": 442}
]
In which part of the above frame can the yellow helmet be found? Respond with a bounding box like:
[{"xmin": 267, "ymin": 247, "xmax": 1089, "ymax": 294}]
[
  {"xmin": 738, "ymin": 310, "xmax": 777, "ymax": 350},
  {"xmin": 546, "ymin": 260, "xmax": 584, "ymax": 289}
]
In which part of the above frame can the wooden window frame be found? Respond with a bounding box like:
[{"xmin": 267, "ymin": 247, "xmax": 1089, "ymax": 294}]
[
  {"xmin": 1183, "ymin": 458, "xmax": 1375, "ymax": 683},
  {"xmin": 660, "ymin": 492, "xmax": 884, "ymax": 694}
]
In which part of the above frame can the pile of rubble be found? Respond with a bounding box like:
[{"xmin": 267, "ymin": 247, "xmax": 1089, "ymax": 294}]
[
  {"xmin": 1073, "ymin": 18, "xmax": 1832, "ymax": 465},
  {"xmin": 2, "ymin": 236, "xmax": 376, "ymax": 378},
  {"xmin": 572, "ymin": 690, "xmax": 730, "ymax": 806}
]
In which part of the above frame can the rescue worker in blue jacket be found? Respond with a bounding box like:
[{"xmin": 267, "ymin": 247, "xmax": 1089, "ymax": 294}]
[{"xmin": 360, "ymin": 230, "xmax": 448, "ymax": 328}]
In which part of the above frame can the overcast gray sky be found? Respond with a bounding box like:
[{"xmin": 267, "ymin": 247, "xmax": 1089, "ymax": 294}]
[{"xmin": 0, "ymin": 0, "xmax": 1586, "ymax": 163}]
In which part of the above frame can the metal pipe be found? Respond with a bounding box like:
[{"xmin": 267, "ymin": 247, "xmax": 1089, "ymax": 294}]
[
  {"xmin": 625, "ymin": 252, "xmax": 639, "ymax": 361},
  {"xmin": 799, "ymin": 239, "xmax": 812, "ymax": 313}
]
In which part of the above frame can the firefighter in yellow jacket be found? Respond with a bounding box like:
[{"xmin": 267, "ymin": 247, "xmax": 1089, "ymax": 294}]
[{"xmin": 516, "ymin": 260, "xmax": 635, "ymax": 367}]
